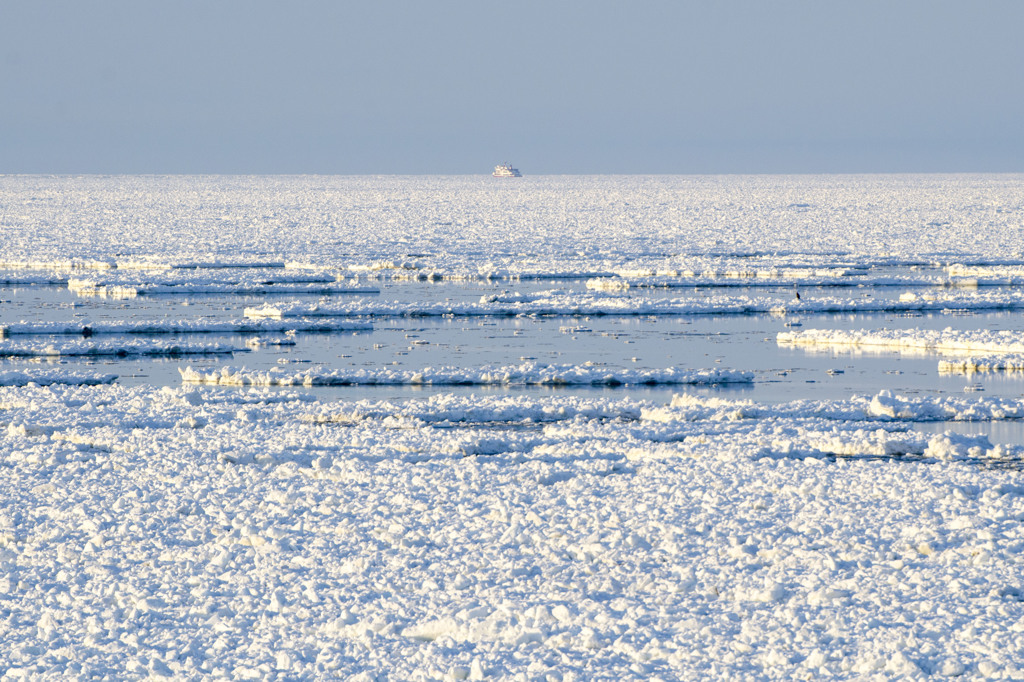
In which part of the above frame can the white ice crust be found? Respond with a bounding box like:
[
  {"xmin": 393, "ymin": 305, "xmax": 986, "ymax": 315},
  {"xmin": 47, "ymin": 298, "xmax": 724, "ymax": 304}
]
[
  {"xmin": 0, "ymin": 369, "xmax": 117, "ymax": 386},
  {"xmin": 2, "ymin": 384, "xmax": 1024, "ymax": 679},
  {"xmin": 0, "ymin": 319, "xmax": 372, "ymax": 337},
  {"xmin": 0, "ymin": 339, "xmax": 245, "ymax": 358},
  {"xmin": 939, "ymin": 355, "xmax": 1024, "ymax": 373},
  {"xmin": 179, "ymin": 363, "xmax": 753, "ymax": 387},
  {"xmin": 244, "ymin": 289, "xmax": 1024, "ymax": 320},
  {"xmin": 68, "ymin": 276, "xmax": 378, "ymax": 299},
  {"xmin": 3, "ymin": 175, "xmax": 1024, "ymax": 679},
  {"xmin": 778, "ymin": 327, "xmax": 1024, "ymax": 355},
  {"xmin": 779, "ymin": 328, "xmax": 1024, "ymax": 375},
  {"xmin": 2, "ymin": 174, "xmax": 1024, "ymax": 273}
]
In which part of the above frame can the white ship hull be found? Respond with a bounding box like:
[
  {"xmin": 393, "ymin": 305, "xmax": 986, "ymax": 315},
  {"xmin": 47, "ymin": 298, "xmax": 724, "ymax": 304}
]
[{"xmin": 493, "ymin": 163, "xmax": 521, "ymax": 178}]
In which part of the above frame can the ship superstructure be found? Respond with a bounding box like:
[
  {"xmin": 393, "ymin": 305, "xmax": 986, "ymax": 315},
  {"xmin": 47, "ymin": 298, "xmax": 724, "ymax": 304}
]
[{"xmin": 492, "ymin": 163, "xmax": 522, "ymax": 178}]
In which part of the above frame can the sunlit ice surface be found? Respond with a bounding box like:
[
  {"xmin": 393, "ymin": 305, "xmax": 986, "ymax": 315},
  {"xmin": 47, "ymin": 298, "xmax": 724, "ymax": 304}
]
[{"xmin": 2, "ymin": 174, "xmax": 1024, "ymax": 679}]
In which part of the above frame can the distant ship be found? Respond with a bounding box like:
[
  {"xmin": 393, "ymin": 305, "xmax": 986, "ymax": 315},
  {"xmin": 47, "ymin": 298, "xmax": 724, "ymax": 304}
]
[{"xmin": 492, "ymin": 163, "xmax": 522, "ymax": 178}]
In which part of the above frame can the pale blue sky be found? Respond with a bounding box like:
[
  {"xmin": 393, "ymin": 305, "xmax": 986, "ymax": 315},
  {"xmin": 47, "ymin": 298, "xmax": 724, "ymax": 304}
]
[{"xmin": 2, "ymin": 1, "xmax": 1022, "ymax": 174}]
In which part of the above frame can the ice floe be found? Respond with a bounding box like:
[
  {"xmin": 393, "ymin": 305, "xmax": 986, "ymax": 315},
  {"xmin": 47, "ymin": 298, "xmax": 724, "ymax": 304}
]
[
  {"xmin": 649, "ymin": 390, "xmax": 1024, "ymax": 425},
  {"xmin": 595, "ymin": 270, "xmax": 974, "ymax": 290},
  {"xmin": 779, "ymin": 328, "xmax": 1024, "ymax": 375},
  {"xmin": 0, "ymin": 318, "xmax": 372, "ymax": 337},
  {"xmin": 242, "ymin": 289, "xmax": 1024, "ymax": 320},
  {"xmin": 179, "ymin": 363, "xmax": 753, "ymax": 387},
  {"xmin": 68, "ymin": 276, "xmax": 379, "ymax": 298},
  {"xmin": 0, "ymin": 369, "xmax": 117, "ymax": 386},
  {"xmin": 939, "ymin": 355, "xmax": 1024, "ymax": 373},
  {"xmin": 0, "ymin": 339, "xmax": 246, "ymax": 357},
  {"xmin": 947, "ymin": 263, "xmax": 1024, "ymax": 281},
  {"xmin": 778, "ymin": 327, "xmax": 1024, "ymax": 355}
]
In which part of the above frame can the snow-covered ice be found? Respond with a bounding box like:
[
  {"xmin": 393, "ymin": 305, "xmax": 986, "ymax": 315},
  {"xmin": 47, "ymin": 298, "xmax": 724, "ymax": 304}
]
[
  {"xmin": 778, "ymin": 327, "xmax": 1024, "ymax": 355},
  {"xmin": 2, "ymin": 174, "xmax": 1024, "ymax": 679},
  {"xmin": 68, "ymin": 276, "xmax": 379, "ymax": 299},
  {"xmin": 780, "ymin": 328, "xmax": 1024, "ymax": 376},
  {"xmin": 0, "ymin": 369, "xmax": 117, "ymax": 386},
  {"xmin": 939, "ymin": 355, "xmax": 1024, "ymax": 373},
  {"xmin": 243, "ymin": 289, "xmax": 1024, "ymax": 321},
  {"xmin": 0, "ymin": 318, "xmax": 372, "ymax": 337},
  {"xmin": 179, "ymin": 363, "xmax": 753, "ymax": 387},
  {"xmin": 2, "ymin": 384, "xmax": 1024, "ymax": 680},
  {"xmin": 0, "ymin": 339, "xmax": 246, "ymax": 358}
]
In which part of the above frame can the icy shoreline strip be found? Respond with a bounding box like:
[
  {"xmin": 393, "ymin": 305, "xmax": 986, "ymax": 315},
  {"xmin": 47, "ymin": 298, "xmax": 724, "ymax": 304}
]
[
  {"xmin": 0, "ymin": 319, "xmax": 372, "ymax": 337},
  {"xmin": 0, "ymin": 369, "xmax": 117, "ymax": 386},
  {"xmin": 179, "ymin": 363, "xmax": 754, "ymax": 387},
  {"xmin": 0, "ymin": 339, "xmax": 247, "ymax": 358},
  {"xmin": 777, "ymin": 327, "xmax": 1024, "ymax": 355}
]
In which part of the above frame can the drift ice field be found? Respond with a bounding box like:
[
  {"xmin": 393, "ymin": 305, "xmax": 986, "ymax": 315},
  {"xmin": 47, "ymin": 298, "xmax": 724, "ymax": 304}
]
[{"xmin": 2, "ymin": 174, "xmax": 1024, "ymax": 679}]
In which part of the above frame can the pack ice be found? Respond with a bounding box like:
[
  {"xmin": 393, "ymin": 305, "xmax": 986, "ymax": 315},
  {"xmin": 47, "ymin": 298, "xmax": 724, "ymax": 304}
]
[{"xmin": 2, "ymin": 174, "xmax": 1024, "ymax": 680}]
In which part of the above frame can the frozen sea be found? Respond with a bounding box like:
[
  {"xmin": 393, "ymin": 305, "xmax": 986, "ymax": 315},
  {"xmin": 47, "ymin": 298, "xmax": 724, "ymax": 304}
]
[{"xmin": 2, "ymin": 174, "xmax": 1024, "ymax": 679}]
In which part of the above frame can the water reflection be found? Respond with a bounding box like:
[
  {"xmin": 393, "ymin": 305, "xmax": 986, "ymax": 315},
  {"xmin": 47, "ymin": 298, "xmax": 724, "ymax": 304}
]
[{"xmin": 915, "ymin": 420, "xmax": 1024, "ymax": 448}]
